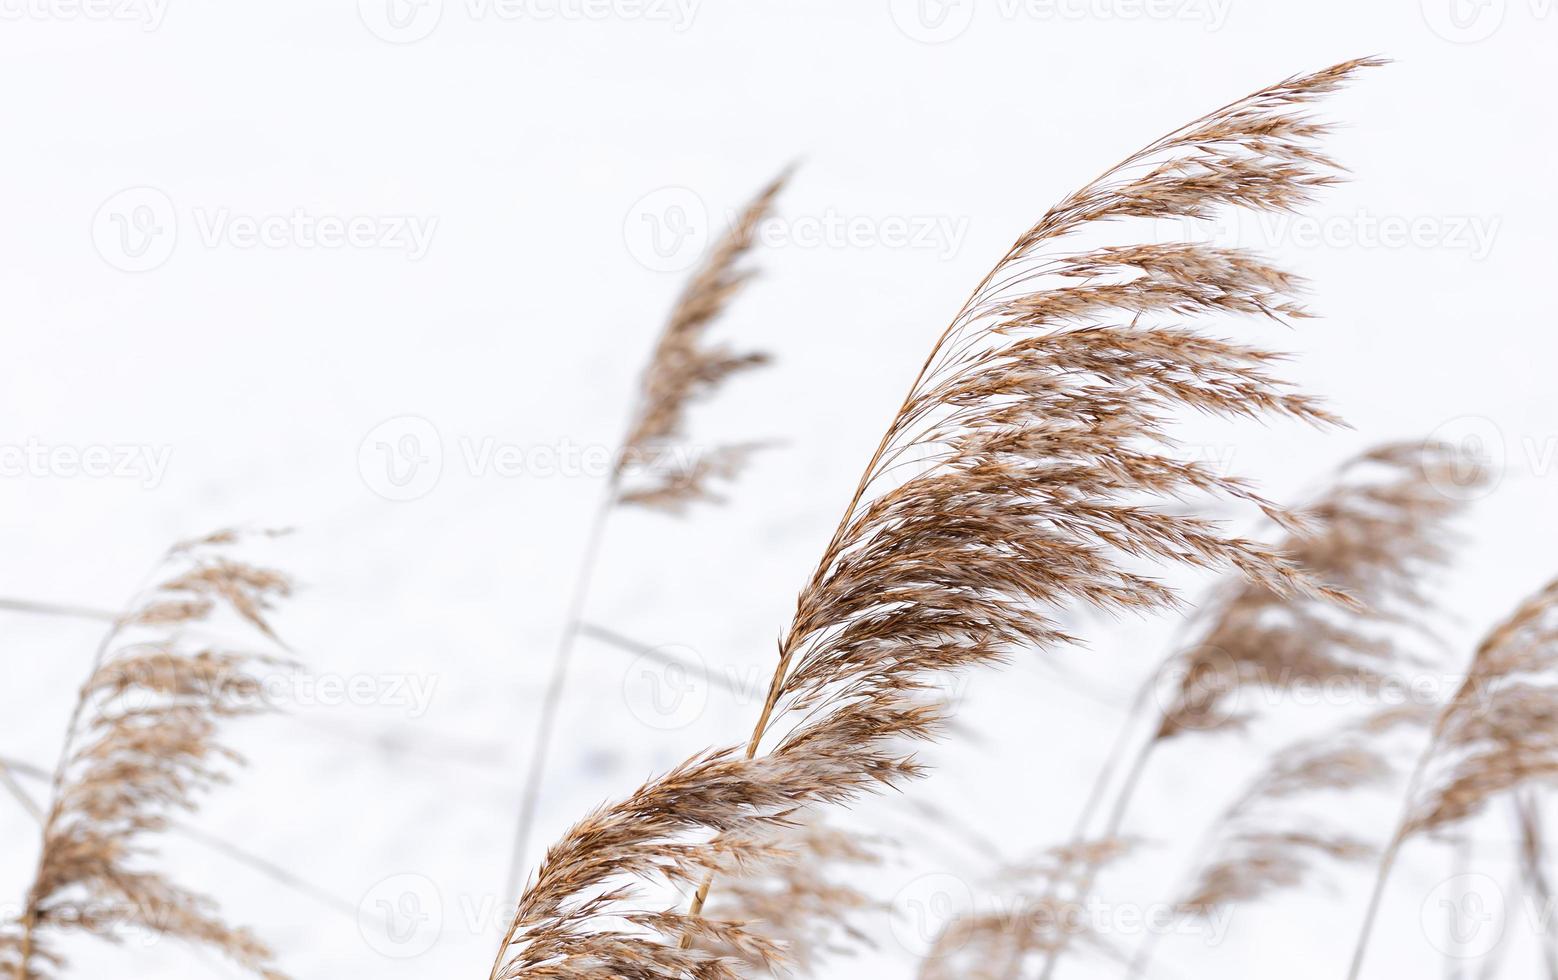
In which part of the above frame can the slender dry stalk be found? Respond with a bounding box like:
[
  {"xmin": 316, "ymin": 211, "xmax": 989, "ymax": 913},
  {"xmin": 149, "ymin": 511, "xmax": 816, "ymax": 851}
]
[
  {"xmin": 489, "ymin": 57, "xmax": 1384, "ymax": 980},
  {"xmin": 1348, "ymin": 577, "xmax": 1558, "ymax": 979},
  {"xmin": 1034, "ymin": 440, "xmax": 1479, "ymax": 980},
  {"xmin": 1516, "ymin": 792, "xmax": 1558, "ymax": 979},
  {"xmin": 0, "ymin": 599, "xmax": 118, "ymax": 622},
  {"xmin": 505, "ymin": 170, "xmax": 791, "ymax": 899},
  {"xmin": 0, "ymin": 530, "xmax": 293, "ymax": 980},
  {"xmin": 691, "ymin": 818, "xmax": 884, "ymax": 975}
]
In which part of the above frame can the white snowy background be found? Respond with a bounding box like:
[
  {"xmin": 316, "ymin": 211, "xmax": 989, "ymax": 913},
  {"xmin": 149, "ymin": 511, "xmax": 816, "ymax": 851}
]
[{"xmin": 0, "ymin": 0, "xmax": 1554, "ymax": 977}]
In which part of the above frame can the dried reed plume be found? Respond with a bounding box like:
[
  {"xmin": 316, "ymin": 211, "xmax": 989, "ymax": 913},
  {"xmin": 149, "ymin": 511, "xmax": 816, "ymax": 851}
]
[
  {"xmin": 1125, "ymin": 705, "xmax": 1435, "ymax": 979},
  {"xmin": 0, "ymin": 530, "xmax": 293, "ymax": 980},
  {"xmin": 917, "ymin": 839, "xmax": 1135, "ymax": 980},
  {"xmin": 615, "ymin": 170, "xmax": 790, "ymax": 512},
  {"xmin": 692, "ymin": 819, "xmax": 883, "ymax": 975},
  {"xmin": 505, "ymin": 170, "xmax": 791, "ymax": 898},
  {"xmin": 1348, "ymin": 576, "xmax": 1558, "ymax": 979},
  {"xmin": 489, "ymin": 57, "xmax": 1383, "ymax": 980},
  {"xmin": 1156, "ymin": 441, "xmax": 1479, "ymax": 740},
  {"xmin": 1034, "ymin": 439, "xmax": 1478, "ymax": 978}
]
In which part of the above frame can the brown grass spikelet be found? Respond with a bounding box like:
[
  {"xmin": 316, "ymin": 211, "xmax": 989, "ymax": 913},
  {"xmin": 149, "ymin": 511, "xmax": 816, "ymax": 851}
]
[
  {"xmin": 490, "ymin": 57, "xmax": 1383, "ymax": 980},
  {"xmin": 692, "ymin": 819, "xmax": 884, "ymax": 975},
  {"xmin": 1348, "ymin": 577, "xmax": 1558, "ymax": 978},
  {"xmin": 1403, "ymin": 577, "xmax": 1558, "ymax": 837},
  {"xmin": 502, "ymin": 170, "xmax": 793, "ymax": 898},
  {"xmin": 0, "ymin": 530, "xmax": 295, "ymax": 980},
  {"xmin": 1029, "ymin": 441, "xmax": 1476, "ymax": 980},
  {"xmin": 1156, "ymin": 439, "xmax": 1483, "ymax": 741},
  {"xmin": 1179, "ymin": 707, "xmax": 1428, "ymax": 912},
  {"xmin": 1120, "ymin": 705, "xmax": 1438, "ymax": 979},
  {"xmin": 917, "ymin": 838, "xmax": 1136, "ymax": 980},
  {"xmin": 615, "ymin": 169, "xmax": 790, "ymax": 513}
]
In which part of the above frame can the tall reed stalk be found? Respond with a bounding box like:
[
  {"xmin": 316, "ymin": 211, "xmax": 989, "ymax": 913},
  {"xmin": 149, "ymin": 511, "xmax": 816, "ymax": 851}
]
[
  {"xmin": 0, "ymin": 529, "xmax": 294, "ymax": 980},
  {"xmin": 1036, "ymin": 440, "xmax": 1475, "ymax": 979},
  {"xmin": 488, "ymin": 58, "xmax": 1385, "ymax": 980},
  {"xmin": 1348, "ymin": 577, "xmax": 1558, "ymax": 979},
  {"xmin": 503, "ymin": 172, "xmax": 790, "ymax": 899}
]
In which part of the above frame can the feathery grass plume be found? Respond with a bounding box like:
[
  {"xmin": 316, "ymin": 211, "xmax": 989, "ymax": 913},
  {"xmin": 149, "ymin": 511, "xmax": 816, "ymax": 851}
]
[
  {"xmin": 1034, "ymin": 440, "xmax": 1478, "ymax": 979},
  {"xmin": 0, "ymin": 530, "xmax": 293, "ymax": 980},
  {"xmin": 1348, "ymin": 577, "xmax": 1558, "ymax": 979},
  {"xmin": 917, "ymin": 839, "xmax": 1135, "ymax": 980},
  {"xmin": 1157, "ymin": 441, "xmax": 1480, "ymax": 741},
  {"xmin": 692, "ymin": 819, "xmax": 883, "ymax": 975},
  {"xmin": 489, "ymin": 58, "xmax": 1382, "ymax": 980},
  {"xmin": 615, "ymin": 170, "xmax": 789, "ymax": 512},
  {"xmin": 505, "ymin": 170, "xmax": 792, "ymax": 898},
  {"xmin": 1124, "ymin": 705, "xmax": 1435, "ymax": 979}
]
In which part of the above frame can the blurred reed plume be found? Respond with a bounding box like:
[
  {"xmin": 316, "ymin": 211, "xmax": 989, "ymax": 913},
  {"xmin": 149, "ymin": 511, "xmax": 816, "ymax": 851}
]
[
  {"xmin": 0, "ymin": 530, "xmax": 293, "ymax": 980},
  {"xmin": 505, "ymin": 170, "xmax": 790, "ymax": 898},
  {"xmin": 1348, "ymin": 576, "xmax": 1558, "ymax": 979},
  {"xmin": 1156, "ymin": 441, "xmax": 1480, "ymax": 741},
  {"xmin": 1033, "ymin": 438, "xmax": 1480, "ymax": 978},
  {"xmin": 691, "ymin": 819, "xmax": 883, "ymax": 976},
  {"xmin": 917, "ymin": 839, "xmax": 1136, "ymax": 980},
  {"xmin": 615, "ymin": 171, "xmax": 790, "ymax": 512},
  {"xmin": 1125, "ymin": 704, "xmax": 1436, "ymax": 979},
  {"xmin": 488, "ymin": 57, "xmax": 1384, "ymax": 980}
]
